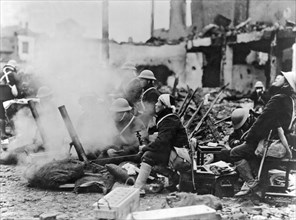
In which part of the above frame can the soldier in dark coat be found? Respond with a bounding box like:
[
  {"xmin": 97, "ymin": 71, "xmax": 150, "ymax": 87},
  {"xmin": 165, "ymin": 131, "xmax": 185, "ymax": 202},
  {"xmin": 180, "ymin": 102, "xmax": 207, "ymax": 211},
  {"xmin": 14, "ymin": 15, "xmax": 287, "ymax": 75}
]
[
  {"xmin": 230, "ymin": 71, "xmax": 296, "ymax": 196},
  {"xmin": 0, "ymin": 60, "xmax": 19, "ymax": 139},
  {"xmin": 134, "ymin": 94, "xmax": 189, "ymax": 192},
  {"xmin": 228, "ymin": 108, "xmax": 257, "ymax": 149}
]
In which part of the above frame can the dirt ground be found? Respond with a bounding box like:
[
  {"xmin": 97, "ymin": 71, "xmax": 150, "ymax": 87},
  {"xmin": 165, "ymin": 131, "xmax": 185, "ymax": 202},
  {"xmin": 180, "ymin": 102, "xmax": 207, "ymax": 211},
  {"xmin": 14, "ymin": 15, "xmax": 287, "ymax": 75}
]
[{"xmin": 1, "ymin": 164, "xmax": 296, "ymax": 220}]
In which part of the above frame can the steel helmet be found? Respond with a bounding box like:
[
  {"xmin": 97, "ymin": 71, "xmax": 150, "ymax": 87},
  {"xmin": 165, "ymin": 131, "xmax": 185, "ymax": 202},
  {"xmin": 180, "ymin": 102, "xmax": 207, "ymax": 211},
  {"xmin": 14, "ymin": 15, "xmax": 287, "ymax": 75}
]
[
  {"xmin": 254, "ymin": 81, "xmax": 264, "ymax": 88},
  {"xmin": 231, "ymin": 108, "xmax": 249, "ymax": 130},
  {"xmin": 110, "ymin": 98, "xmax": 132, "ymax": 112},
  {"xmin": 121, "ymin": 61, "xmax": 136, "ymax": 71},
  {"xmin": 281, "ymin": 71, "xmax": 296, "ymax": 92},
  {"xmin": 138, "ymin": 70, "xmax": 156, "ymax": 80},
  {"xmin": 36, "ymin": 86, "xmax": 53, "ymax": 98},
  {"xmin": 3, "ymin": 60, "xmax": 17, "ymax": 72}
]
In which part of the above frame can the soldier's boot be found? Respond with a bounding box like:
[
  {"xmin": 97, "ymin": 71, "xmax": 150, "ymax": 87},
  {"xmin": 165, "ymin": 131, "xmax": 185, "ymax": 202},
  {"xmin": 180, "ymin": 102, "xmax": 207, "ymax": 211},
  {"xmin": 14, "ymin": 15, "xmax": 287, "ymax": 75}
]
[
  {"xmin": 154, "ymin": 165, "xmax": 179, "ymax": 192},
  {"xmin": 234, "ymin": 159, "xmax": 259, "ymax": 197},
  {"xmin": 134, "ymin": 162, "xmax": 152, "ymax": 196}
]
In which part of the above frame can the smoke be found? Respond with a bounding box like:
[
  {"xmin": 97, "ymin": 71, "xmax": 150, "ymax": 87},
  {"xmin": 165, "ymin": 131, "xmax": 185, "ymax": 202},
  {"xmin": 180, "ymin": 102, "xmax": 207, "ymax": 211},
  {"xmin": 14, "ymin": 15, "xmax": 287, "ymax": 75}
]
[
  {"xmin": 18, "ymin": 27, "xmax": 133, "ymax": 161},
  {"xmin": 1, "ymin": 27, "xmax": 135, "ymax": 174}
]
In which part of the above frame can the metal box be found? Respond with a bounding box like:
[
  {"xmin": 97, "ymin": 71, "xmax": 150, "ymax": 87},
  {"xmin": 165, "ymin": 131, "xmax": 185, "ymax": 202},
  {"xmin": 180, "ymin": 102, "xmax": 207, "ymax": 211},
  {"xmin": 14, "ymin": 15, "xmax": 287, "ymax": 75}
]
[{"xmin": 93, "ymin": 187, "xmax": 140, "ymax": 220}]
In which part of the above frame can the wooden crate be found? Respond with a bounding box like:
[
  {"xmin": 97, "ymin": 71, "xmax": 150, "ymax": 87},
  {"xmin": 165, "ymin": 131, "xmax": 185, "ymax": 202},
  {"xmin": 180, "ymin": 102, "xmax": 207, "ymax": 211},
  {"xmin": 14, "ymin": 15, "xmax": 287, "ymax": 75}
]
[
  {"xmin": 93, "ymin": 187, "xmax": 140, "ymax": 220},
  {"xmin": 126, "ymin": 205, "xmax": 218, "ymax": 220}
]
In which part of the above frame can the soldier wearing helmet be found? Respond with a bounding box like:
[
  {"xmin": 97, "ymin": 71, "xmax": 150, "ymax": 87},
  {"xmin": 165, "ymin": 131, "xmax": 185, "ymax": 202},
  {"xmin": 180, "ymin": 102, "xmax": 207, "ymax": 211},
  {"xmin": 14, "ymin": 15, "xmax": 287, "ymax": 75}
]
[
  {"xmin": 102, "ymin": 98, "xmax": 148, "ymax": 157},
  {"xmin": 210, "ymin": 108, "xmax": 257, "ymax": 165},
  {"xmin": 115, "ymin": 62, "xmax": 142, "ymax": 114},
  {"xmin": 250, "ymin": 80, "xmax": 270, "ymax": 113},
  {"xmin": 228, "ymin": 108, "xmax": 256, "ymax": 148},
  {"xmin": 137, "ymin": 70, "xmax": 160, "ymax": 128},
  {"xmin": 230, "ymin": 71, "xmax": 296, "ymax": 197},
  {"xmin": 0, "ymin": 60, "xmax": 19, "ymax": 139}
]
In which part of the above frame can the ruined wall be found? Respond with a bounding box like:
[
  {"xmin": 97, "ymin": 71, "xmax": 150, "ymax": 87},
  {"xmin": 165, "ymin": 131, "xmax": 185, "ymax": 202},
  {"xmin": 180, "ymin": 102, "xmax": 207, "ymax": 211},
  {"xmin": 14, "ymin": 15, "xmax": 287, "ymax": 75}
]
[
  {"xmin": 109, "ymin": 42, "xmax": 187, "ymax": 87},
  {"xmin": 191, "ymin": 0, "xmax": 235, "ymax": 32},
  {"xmin": 191, "ymin": 0, "xmax": 296, "ymax": 32},
  {"xmin": 169, "ymin": 0, "xmax": 187, "ymax": 41},
  {"xmin": 185, "ymin": 52, "xmax": 203, "ymax": 89},
  {"xmin": 249, "ymin": 0, "xmax": 296, "ymax": 25},
  {"xmin": 232, "ymin": 64, "xmax": 266, "ymax": 93}
]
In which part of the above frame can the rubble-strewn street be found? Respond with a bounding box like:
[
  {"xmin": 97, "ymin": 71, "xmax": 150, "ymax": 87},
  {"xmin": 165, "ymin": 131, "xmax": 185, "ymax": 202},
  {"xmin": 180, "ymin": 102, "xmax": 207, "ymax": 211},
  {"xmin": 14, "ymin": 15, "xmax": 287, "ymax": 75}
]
[
  {"xmin": 1, "ymin": 0, "xmax": 296, "ymax": 220},
  {"xmin": 1, "ymin": 164, "xmax": 296, "ymax": 220}
]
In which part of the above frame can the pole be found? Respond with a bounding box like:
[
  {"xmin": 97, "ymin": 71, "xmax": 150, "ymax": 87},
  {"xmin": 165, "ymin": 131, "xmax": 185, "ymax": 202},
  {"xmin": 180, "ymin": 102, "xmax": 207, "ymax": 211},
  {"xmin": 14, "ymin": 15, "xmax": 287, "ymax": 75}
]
[
  {"xmin": 28, "ymin": 100, "xmax": 48, "ymax": 146},
  {"xmin": 102, "ymin": 0, "xmax": 109, "ymax": 64},
  {"xmin": 58, "ymin": 105, "xmax": 88, "ymax": 162},
  {"xmin": 150, "ymin": 0, "xmax": 155, "ymax": 37}
]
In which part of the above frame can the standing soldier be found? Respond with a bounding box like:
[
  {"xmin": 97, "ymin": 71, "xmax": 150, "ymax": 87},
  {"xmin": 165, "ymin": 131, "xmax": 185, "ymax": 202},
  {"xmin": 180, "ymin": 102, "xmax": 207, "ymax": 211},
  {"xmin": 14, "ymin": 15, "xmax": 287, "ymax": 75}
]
[{"xmin": 0, "ymin": 60, "xmax": 19, "ymax": 139}]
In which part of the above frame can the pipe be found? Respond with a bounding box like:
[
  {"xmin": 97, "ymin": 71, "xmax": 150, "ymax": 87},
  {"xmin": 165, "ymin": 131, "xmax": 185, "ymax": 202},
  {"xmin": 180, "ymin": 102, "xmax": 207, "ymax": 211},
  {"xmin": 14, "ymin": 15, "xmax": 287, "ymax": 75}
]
[{"xmin": 58, "ymin": 105, "xmax": 88, "ymax": 162}]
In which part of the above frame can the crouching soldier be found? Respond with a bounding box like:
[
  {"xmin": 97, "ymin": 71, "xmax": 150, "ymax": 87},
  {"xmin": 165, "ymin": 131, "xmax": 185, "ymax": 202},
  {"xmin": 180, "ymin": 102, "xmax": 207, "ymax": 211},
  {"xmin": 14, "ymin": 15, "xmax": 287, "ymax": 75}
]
[
  {"xmin": 211, "ymin": 108, "xmax": 257, "ymax": 164},
  {"xmin": 134, "ymin": 94, "xmax": 190, "ymax": 193},
  {"xmin": 102, "ymin": 98, "xmax": 148, "ymax": 157}
]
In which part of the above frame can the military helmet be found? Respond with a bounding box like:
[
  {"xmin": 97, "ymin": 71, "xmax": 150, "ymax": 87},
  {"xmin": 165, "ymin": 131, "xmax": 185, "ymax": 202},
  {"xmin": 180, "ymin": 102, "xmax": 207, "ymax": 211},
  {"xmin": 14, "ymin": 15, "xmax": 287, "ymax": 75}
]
[
  {"xmin": 121, "ymin": 61, "xmax": 136, "ymax": 71},
  {"xmin": 36, "ymin": 86, "xmax": 53, "ymax": 98},
  {"xmin": 110, "ymin": 98, "xmax": 132, "ymax": 112},
  {"xmin": 281, "ymin": 71, "xmax": 296, "ymax": 92},
  {"xmin": 254, "ymin": 81, "xmax": 264, "ymax": 88},
  {"xmin": 231, "ymin": 108, "xmax": 249, "ymax": 130},
  {"xmin": 138, "ymin": 70, "xmax": 156, "ymax": 80}
]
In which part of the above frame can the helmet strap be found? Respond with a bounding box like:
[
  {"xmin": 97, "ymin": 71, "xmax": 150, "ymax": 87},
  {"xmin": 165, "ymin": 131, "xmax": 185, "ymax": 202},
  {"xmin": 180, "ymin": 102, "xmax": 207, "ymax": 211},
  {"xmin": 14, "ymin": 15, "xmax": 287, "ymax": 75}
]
[{"xmin": 119, "ymin": 112, "xmax": 127, "ymax": 122}]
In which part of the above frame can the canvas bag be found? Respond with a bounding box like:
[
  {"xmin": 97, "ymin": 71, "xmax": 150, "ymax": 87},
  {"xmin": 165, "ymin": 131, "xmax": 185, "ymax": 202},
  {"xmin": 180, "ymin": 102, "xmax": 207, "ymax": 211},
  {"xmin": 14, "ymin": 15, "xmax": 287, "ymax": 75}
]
[
  {"xmin": 255, "ymin": 97, "xmax": 295, "ymax": 159},
  {"xmin": 169, "ymin": 147, "xmax": 191, "ymax": 172},
  {"xmin": 255, "ymin": 139, "xmax": 286, "ymax": 158}
]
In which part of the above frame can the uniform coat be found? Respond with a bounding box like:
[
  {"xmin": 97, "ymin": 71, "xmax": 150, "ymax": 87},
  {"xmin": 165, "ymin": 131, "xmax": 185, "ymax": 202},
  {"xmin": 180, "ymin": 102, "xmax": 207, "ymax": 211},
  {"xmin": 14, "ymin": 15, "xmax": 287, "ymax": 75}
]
[{"xmin": 142, "ymin": 108, "xmax": 189, "ymax": 166}]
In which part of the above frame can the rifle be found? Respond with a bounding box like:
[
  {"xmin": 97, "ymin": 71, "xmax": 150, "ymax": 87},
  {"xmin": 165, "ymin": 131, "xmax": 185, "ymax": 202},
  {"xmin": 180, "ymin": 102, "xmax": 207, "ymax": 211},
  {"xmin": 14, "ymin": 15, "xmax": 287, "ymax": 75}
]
[
  {"xmin": 177, "ymin": 86, "xmax": 191, "ymax": 115},
  {"xmin": 171, "ymin": 76, "xmax": 179, "ymax": 98},
  {"xmin": 179, "ymin": 87, "xmax": 199, "ymax": 118},
  {"xmin": 93, "ymin": 154, "xmax": 141, "ymax": 166},
  {"xmin": 184, "ymin": 99, "xmax": 204, "ymax": 129},
  {"xmin": 257, "ymin": 130, "xmax": 273, "ymax": 180},
  {"xmin": 189, "ymin": 83, "xmax": 229, "ymax": 139},
  {"xmin": 189, "ymin": 138, "xmax": 197, "ymax": 192},
  {"xmin": 214, "ymin": 116, "xmax": 231, "ymax": 125},
  {"xmin": 58, "ymin": 105, "xmax": 88, "ymax": 162}
]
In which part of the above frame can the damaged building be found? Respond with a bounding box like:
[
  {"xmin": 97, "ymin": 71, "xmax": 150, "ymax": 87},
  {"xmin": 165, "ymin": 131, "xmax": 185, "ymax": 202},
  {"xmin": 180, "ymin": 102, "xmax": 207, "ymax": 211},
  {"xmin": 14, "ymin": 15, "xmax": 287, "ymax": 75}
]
[
  {"xmin": 110, "ymin": 0, "xmax": 296, "ymax": 92},
  {"xmin": 1, "ymin": 0, "xmax": 295, "ymax": 92}
]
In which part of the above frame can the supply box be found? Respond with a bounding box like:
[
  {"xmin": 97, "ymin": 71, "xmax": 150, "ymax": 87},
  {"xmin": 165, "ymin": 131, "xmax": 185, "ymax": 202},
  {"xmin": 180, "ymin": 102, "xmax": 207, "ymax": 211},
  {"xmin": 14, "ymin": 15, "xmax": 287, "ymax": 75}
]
[
  {"xmin": 93, "ymin": 187, "xmax": 140, "ymax": 220},
  {"xmin": 126, "ymin": 205, "xmax": 218, "ymax": 220}
]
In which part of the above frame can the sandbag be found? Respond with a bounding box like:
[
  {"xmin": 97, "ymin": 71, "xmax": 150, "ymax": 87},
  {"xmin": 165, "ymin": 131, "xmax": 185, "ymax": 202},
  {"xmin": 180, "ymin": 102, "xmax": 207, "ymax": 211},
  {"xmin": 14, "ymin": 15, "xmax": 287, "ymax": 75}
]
[{"xmin": 27, "ymin": 159, "xmax": 84, "ymax": 189}]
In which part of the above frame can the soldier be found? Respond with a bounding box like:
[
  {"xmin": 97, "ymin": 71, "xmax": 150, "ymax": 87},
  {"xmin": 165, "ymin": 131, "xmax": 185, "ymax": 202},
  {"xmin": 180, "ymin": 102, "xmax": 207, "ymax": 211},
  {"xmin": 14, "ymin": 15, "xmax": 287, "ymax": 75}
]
[
  {"xmin": 138, "ymin": 70, "xmax": 160, "ymax": 128},
  {"xmin": 0, "ymin": 60, "xmax": 19, "ymax": 139},
  {"xmin": 103, "ymin": 98, "xmax": 148, "ymax": 157},
  {"xmin": 230, "ymin": 71, "xmax": 296, "ymax": 196},
  {"xmin": 134, "ymin": 94, "xmax": 189, "ymax": 193},
  {"xmin": 250, "ymin": 81, "xmax": 270, "ymax": 113}
]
